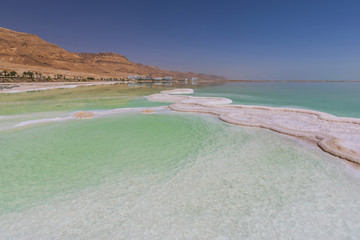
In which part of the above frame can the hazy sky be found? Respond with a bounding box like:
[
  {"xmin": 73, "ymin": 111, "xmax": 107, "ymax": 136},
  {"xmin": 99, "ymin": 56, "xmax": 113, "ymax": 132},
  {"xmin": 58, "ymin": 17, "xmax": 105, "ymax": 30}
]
[{"xmin": 1, "ymin": 0, "xmax": 360, "ymax": 80}]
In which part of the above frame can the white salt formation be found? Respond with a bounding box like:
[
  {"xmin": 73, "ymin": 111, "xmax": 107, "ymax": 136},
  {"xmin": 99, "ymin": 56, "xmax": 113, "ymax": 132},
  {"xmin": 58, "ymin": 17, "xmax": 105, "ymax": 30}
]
[
  {"xmin": 160, "ymin": 88, "xmax": 194, "ymax": 94},
  {"xmin": 147, "ymin": 92, "xmax": 360, "ymax": 165}
]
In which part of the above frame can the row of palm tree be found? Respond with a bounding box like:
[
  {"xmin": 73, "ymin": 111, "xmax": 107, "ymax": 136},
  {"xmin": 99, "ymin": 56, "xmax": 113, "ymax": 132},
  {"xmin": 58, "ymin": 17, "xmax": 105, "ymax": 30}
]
[
  {"xmin": 0, "ymin": 70, "xmax": 42, "ymax": 79},
  {"xmin": 0, "ymin": 70, "xmax": 124, "ymax": 81},
  {"xmin": 0, "ymin": 70, "xmax": 18, "ymax": 77}
]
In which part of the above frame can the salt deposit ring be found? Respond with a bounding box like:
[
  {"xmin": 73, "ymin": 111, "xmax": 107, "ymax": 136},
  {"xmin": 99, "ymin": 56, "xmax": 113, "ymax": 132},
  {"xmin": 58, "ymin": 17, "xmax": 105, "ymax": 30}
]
[{"xmin": 147, "ymin": 91, "xmax": 360, "ymax": 165}]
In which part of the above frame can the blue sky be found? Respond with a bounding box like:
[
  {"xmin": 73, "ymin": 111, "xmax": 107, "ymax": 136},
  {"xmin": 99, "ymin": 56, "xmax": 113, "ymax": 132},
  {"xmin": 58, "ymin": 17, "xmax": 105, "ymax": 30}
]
[{"xmin": 1, "ymin": 0, "xmax": 360, "ymax": 80}]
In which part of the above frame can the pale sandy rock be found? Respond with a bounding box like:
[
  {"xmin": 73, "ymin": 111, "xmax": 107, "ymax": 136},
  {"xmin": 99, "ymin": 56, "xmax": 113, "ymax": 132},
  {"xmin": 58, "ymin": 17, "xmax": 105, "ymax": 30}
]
[
  {"xmin": 72, "ymin": 111, "xmax": 96, "ymax": 119},
  {"xmin": 142, "ymin": 110, "xmax": 155, "ymax": 114}
]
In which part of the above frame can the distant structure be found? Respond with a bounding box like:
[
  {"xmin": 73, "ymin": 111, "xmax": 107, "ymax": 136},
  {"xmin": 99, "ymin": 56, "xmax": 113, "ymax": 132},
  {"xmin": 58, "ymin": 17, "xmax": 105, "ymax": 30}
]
[
  {"xmin": 154, "ymin": 77, "xmax": 163, "ymax": 80},
  {"xmin": 164, "ymin": 76, "xmax": 173, "ymax": 80},
  {"xmin": 191, "ymin": 77, "xmax": 198, "ymax": 81},
  {"xmin": 128, "ymin": 75, "xmax": 147, "ymax": 80},
  {"xmin": 54, "ymin": 74, "xmax": 65, "ymax": 79}
]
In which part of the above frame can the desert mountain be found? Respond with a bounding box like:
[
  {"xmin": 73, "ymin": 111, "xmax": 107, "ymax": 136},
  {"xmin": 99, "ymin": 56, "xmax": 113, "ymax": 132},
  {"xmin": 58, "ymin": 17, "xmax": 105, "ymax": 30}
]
[{"xmin": 0, "ymin": 27, "xmax": 225, "ymax": 80}]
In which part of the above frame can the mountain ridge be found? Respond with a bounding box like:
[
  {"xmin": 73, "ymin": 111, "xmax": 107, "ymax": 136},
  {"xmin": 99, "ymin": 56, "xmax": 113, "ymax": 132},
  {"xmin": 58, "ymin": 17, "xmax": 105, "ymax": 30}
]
[{"xmin": 0, "ymin": 27, "xmax": 225, "ymax": 80}]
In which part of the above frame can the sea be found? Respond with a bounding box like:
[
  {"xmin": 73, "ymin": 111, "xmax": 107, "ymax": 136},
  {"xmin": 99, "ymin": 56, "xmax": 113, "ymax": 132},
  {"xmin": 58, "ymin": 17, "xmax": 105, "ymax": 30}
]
[{"xmin": 1, "ymin": 82, "xmax": 360, "ymax": 239}]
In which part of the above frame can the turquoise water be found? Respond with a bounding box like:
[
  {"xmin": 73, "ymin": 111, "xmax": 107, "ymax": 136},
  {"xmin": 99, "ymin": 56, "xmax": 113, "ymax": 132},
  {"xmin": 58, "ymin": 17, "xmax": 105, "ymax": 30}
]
[
  {"xmin": 0, "ymin": 113, "xmax": 211, "ymax": 214},
  {"xmin": 194, "ymin": 82, "xmax": 360, "ymax": 118},
  {"xmin": 0, "ymin": 84, "xmax": 167, "ymax": 115},
  {"xmin": 1, "ymin": 84, "xmax": 360, "ymax": 239}
]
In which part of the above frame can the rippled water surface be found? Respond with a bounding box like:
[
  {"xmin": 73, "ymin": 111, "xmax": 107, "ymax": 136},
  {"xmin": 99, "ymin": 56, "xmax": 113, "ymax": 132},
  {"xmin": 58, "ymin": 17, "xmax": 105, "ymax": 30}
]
[
  {"xmin": 1, "ymin": 83, "xmax": 360, "ymax": 239},
  {"xmin": 0, "ymin": 84, "xmax": 166, "ymax": 115},
  {"xmin": 194, "ymin": 82, "xmax": 360, "ymax": 118}
]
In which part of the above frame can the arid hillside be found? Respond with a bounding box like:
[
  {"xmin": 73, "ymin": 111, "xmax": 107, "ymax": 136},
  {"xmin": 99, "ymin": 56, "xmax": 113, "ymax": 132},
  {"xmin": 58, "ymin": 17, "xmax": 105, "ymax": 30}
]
[{"xmin": 0, "ymin": 27, "xmax": 225, "ymax": 80}]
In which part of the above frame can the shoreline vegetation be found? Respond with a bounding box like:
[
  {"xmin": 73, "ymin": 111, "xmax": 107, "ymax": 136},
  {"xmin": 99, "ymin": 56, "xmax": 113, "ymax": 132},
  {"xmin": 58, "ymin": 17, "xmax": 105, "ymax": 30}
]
[
  {"xmin": 0, "ymin": 27, "xmax": 225, "ymax": 83},
  {"xmin": 1, "ymin": 75, "xmax": 359, "ymax": 84},
  {"xmin": 1, "ymin": 70, "xmax": 359, "ymax": 84},
  {"xmin": 0, "ymin": 69, "xmax": 205, "ymax": 83},
  {"xmin": 224, "ymin": 80, "xmax": 360, "ymax": 82}
]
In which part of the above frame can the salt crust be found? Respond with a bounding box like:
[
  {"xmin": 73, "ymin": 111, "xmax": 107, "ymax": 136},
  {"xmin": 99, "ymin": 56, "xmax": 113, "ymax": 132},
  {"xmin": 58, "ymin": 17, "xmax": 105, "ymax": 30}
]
[
  {"xmin": 160, "ymin": 88, "xmax": 194, "ymax": 94},
  {"xmin": 147, "ymin": 93, "xmax": 360, "ymax": 165},
  {"xmin": 14, "ymin": 106, "xmax": 169, "ymax": 127},
  {"xmin": 0, "ymin": 82, "xmax": 119, "ymax": 94}
]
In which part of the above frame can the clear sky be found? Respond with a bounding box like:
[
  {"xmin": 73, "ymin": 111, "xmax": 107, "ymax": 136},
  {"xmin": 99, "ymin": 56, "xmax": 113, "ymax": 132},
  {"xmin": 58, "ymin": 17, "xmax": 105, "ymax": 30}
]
[{"xmin": 1, "ymin": 0, "xmax": 360, "ymax": 80}]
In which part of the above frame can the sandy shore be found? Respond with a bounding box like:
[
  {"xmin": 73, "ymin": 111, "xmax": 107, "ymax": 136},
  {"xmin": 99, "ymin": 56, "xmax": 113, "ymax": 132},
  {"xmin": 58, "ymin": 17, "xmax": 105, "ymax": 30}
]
[
  {"xmin": 147, "ymin": 89, "xmax": 360, "ymax": 165},
  {"xmin": 0, "ymin": 81, "xmax": 123, "ymax": 93}
]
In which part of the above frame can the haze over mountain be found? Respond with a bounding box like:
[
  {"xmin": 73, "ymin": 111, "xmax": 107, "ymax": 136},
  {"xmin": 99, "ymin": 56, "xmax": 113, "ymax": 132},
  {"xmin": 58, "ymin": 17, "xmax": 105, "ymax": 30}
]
[{"xmin": 0, "ymin": 27, "xmax": 224, "ymax": 80}]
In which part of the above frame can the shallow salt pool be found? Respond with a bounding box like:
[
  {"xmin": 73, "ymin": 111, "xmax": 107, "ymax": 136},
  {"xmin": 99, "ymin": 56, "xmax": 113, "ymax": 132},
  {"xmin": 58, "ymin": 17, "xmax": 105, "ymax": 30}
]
[{"xmin": 1, "ymin": 111, "xmax": 360, "ymax": 239}]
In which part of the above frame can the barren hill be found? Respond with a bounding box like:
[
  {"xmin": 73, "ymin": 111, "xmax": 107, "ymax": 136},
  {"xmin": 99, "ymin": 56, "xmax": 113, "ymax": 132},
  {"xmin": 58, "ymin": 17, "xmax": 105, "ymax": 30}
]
[{"xmin": 0, "ymin": 27, "xmax": 225, "ymax": 80}]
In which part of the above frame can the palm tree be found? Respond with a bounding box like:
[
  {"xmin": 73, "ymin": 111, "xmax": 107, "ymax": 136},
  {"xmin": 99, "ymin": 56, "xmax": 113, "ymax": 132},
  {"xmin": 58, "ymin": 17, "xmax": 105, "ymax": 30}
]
[
  {"xmin": 2, "ymin": 70, "xmax": 8, "ymax": 77},
  {"xmin": 10, "ymin": 71, "xmax": 17, "ymax": 77},
  {"xmin": 23, "ymin": 72, "xmax": 28, "ymax": 78},
  {"xmin": 27, "ymin": 71, "xmax": 34, "ymax": 79}
]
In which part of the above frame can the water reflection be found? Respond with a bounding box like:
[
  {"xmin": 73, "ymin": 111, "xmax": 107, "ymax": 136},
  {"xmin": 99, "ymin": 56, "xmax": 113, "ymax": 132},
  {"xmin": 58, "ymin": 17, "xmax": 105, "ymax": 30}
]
[
  {"xmin": 0, "ymin": 84, "xmax": 19, "ymax": 90},
  {"xmin": 127, "ymin": 80, "xmax": 220, "ymax": 88}
]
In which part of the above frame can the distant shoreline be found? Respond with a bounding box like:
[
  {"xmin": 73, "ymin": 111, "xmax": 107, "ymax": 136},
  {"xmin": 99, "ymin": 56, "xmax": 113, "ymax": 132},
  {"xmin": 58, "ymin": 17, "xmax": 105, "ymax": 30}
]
[
  {"xmin": 1, "ymin": 79, "xmax": 360, "ymax": 84},
  {"xmin": 2, "ymin": 79, "xmax": 359, "ymax": 93},
  {"xmin": 224, "ymin": 80, "xmax": 360, "ymax": 82},
  {"xmin": 0, "ymin": 81, "xmax": 122, "ymax": 93}
]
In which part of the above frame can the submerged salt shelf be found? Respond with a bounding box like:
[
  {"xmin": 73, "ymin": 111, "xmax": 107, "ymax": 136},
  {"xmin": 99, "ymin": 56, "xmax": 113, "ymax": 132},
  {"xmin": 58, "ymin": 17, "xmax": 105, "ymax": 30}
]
[
  {"xmin": 12, "ymin": 106, "xmax": 169, "ymax": 128},
  {"xmin": 147, "ymin": 92, "xmax": 360, "ymax": 165},
  {"xmin": 2, "ymin": 86, "xmax": 360, "ymax": 239},
  {"xmin": 1, "ymin": 113, "xmax": 360, "ymax": 239}
]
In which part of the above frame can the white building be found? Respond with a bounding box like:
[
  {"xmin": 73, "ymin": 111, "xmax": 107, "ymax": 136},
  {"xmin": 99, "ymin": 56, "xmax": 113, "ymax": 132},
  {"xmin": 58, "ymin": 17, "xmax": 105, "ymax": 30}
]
[{"xmin": 164, "ymin": 76, "xmax": 173, "ymax": 80}]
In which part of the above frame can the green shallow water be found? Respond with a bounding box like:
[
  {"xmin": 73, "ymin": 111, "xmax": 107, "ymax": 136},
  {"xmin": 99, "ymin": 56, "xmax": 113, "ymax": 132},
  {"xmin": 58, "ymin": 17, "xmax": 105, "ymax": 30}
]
[
  {"xmin": 0, "ymin": 84, "xmax": 167, "ymax": 115},
  {"xmin": 1, "ymin": 83, "xmax": 360, "ymax": 239},
  {"xmin": 194, "ymin": 82, "xmax": 360, "ymax": 118},
  {"xmin": 1, "ymin": 113, "xmax": 360, "ymax": 239},
  {"xmin": 0, "ymin": 113, "xmax": 212, "ymax": 213}
]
